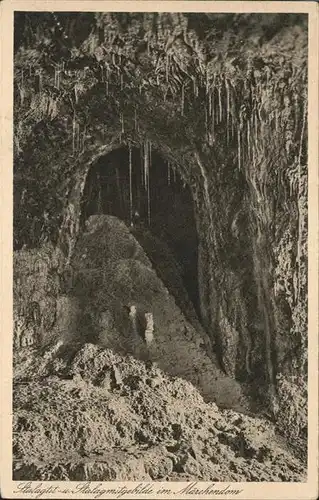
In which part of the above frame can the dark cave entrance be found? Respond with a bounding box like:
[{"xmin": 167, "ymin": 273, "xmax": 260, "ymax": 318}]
[{"xmin": 80, "ymin": 146, "xmax": 201, "ymax": 320}]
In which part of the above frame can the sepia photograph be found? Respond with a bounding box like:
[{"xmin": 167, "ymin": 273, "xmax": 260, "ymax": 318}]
[{"xmin": 1, "ymin": 1, "xmax": 318, "ymax": 498}]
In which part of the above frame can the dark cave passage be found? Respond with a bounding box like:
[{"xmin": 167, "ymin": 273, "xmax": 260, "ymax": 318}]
[{"xmin": 80, "ymin": 146, "xmax": 200, "ymax": 319}]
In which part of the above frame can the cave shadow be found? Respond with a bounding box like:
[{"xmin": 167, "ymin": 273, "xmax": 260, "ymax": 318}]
[{"xmin": 80, "ymin": 145, "xmax": 202, "ymax": 328}]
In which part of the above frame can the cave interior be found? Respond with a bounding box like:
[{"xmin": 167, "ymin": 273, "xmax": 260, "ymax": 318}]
[{"xmin": 80, "ymin": 146, "xmax": 201, "ymax": 318}]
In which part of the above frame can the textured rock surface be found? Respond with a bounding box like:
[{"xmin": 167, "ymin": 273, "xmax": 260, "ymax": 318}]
[
  {"xmin": 13, "ymin": 342, "xmax": 306, "ymax": 482},
  {"xmin": 13, "ymin": 244, "xmax": 63, "ymax": 348},
  {"xmin": 55, "ymin": 215, "xmax": 251, "ymax": 411}
]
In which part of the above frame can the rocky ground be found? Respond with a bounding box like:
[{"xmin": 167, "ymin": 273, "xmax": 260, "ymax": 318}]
[
  {"xmin": 13, "ymin": 342, "xmax": 306, "ymax": 482},
  {"xmin": 13, "ymin": 215, "xmax": 307, "ymax": 482}
]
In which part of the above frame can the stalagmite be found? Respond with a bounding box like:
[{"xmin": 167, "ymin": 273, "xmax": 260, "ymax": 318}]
[
  {"xmin": 166, "ymin": 54, "xmax": 169, "ymax": 83},
  {"xmin": 74, "ymin": 85, "xmax": 78, "ymax": 105},
  {"xmin": 129, "ymin": 144, "xmax": 133, "ymax": 225},
  {"xmin": 231, "ymin": 91, "xmax": 235, "ymax": 139},
  {"xmin": 129, "ymin": 305, "xmax": 138, "ymax": 336},
  {"xmin": 120, "ymin": 73, "xmax": 123, "ymax": 90}
]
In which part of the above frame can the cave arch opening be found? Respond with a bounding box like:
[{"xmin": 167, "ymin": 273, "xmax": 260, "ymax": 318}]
[{"xmin": 80, "ymin": 145, "xmax": 201, "ymax": 322}]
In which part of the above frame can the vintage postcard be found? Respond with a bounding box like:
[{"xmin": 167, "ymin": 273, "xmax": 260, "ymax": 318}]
[{"xmin": 0, "ymin": 1, "xmax": 318, "ymax": 499}]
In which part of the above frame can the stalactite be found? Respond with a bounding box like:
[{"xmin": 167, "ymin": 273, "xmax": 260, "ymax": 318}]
[
  {"xmin": 144, "ymin": 139, "xmax": 148, "ymax": 190},
  {"xmin": 97, "ymin": 172, "xmax": 102, "ymax": 214},
  {"xmin": 255, "ymin": 108, "xmax": 259, "ymax": 144},
  {"xmin": 181, "ymin": 84, "xmax": 184, "ymax": 116},
  {"xmin": 226, "ymin": 79, "xmax": 230, "ymax": 144},
  {"xmin": 38, "ymin": 71, "xmax": 42, "ymax": 93},
  {"xmin": 129, "ymin": 144, "xmax": 133, "ymax": 225},
  {"xmin": 166, "ymin": 54, "xmax": 169, "ymax": 83},
  {"xmin": 140, "ymin": 146, "xmax": 144, "ymax": 188},
  {"xmin": 81, "ymin": 127, "xmax": 86, "ymax": 153},
  {"xmin": 167, "ymin": 160, "xmax": 171, "ymax": 185},
  {"xmin": 134, "ymin": 107, "xmax": 137, "ymax": 131},
  {"xmin": 208, "ymin": 88, "xmax": 212, "ymax": 117},
  {"xmin": 205, "ymin": 106, "xmax": 208, "ymax": 138},
  {"xmin": 147, "ymin": 141, "xmax": 151, "ymax": 226},
  {"xmin": 218, "ymin": 82, "xmax": 222, "ymax": 123},
  {"xmin": 231, "ymin": 90, "xmax": 235, "ymax": 140},
  {"xmin": 120, "ymin": 73, "xmax": 123, "ymax": 90},
  {"xmin": 247, "ymin": 120, "xmax": 251, "ymax": 159},
  {"xmin": 293, "ymin": 93, "xmax": 299, "ymax": 135},
  {"xmin": 121, "ymin": 113, "xmax": 124, "ymax": 134},
  {"xmin": 72, "ymin": 114, "xmax": 76, "ymax": 154},
  {"xmin": 237, "ymin": 129, "xmax": 241, "ymax": 171},
  {"xmin": 173, "ymin": 165, "xmax": 176, "ymax": 183},
  {"xmin": 212, "ymin": 87, "xmax": 215, "ymax": 138}
]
